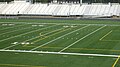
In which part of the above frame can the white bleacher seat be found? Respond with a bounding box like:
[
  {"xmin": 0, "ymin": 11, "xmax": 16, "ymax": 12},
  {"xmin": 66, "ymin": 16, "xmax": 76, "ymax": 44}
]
[
  {"xmin": 116, "ymin": 5, "xmax": 120, "ymax": 16},
  {"xmin": 0, "ymin": 1, "xmax": 119, "ymax": 17}
]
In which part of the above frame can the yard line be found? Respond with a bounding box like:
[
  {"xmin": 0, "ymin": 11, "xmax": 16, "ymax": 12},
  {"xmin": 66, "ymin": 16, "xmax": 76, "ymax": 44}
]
[
  {"xmin": 2, "ymin": 44, "xmax": 19, "ymax": 50},
  {"xmin": 32, "ymin": 27, "xmax": 71, "ymax": 43},
  {"xmin": 24, "ymin": 28, "xmax": 71, "ymax": 46},
  {"xmin": 23, "ymin": 27, "xmax": 66, "ymax": 47},
  {"xmin": 59, "ymin": 25, "xmax": 106, "ymax": 52},
  {"xmin": 112, "ymin": 56, "xmax": 120, "ymax": 67},
  {"xmin": 99, "ymin": 30, "xmax": 112, "ymax": 41},
  {"xmin": 0, "ymin": 25, "xmax": 57, "ymax": 43},
  {"xmin": 0, "ymin": 26, "xmax": 35, "ymax": 36},
  {"xmin": 23, "ymin": 27, "xmax": 65, "ymax": 42},
  {"xmin": 2, "ymin": 25, "xmax": 57, "ymax": 50},
  {"xmin": 30, "ymin": 25, "xmax": 90, "ymax": 51},
  {"xmin": 0, "ymin": 49, "xmax": 119, "ymax": 58}
]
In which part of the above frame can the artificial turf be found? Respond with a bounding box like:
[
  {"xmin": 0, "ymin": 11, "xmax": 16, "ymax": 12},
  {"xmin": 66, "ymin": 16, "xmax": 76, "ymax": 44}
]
[{"xmin": 0, "ymin": 19, "xmax": 120, "ymax": 67}]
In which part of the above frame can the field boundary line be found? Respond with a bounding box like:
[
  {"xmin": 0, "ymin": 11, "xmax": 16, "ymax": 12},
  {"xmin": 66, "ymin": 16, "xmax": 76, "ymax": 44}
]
[
  {"xmin": 30, "ymin": 25, "xmax": 90, "ymax": 51},
  {"xmin": 0, "ymin": 49, "xmax": 119, "ymax": 58},
  {"xmin": 2, "ymin": 25, "xmax": 57, "ymax": 50},
  {"xmin": 112, "ymin": 56, "xmax": 120, "ymax": 67},
  {"xmin": 99, "ymin": 30, "xmax": 112, "ymax": 41},
  {"xmin": 59, "ymin": 25, "xmax": 106, "ymax": 52},
  {"xmin": 1, "ymin": 22, "xmax": 120, "ymax": 26}
]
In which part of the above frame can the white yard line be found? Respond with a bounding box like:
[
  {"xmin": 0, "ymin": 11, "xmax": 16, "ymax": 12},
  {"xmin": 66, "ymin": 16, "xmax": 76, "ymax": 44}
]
[
  {"xmin": 0, "ymin": 25, "xmax": 57, "ymax": 43},
  {"xmin": 99, "ymin": 30, "xmax": 113, "ymax": 41},
  {"xmin": 0, "ymin": 49, "xmax": 119, "ymax": 58},
  {"xmin": 2, "ymin": 25, "xmax": 57, "ymax": 50},
  {"xmin": 59, "ymin": 25, "xmax": 106, "ymax": 52},
  {"xmin": 0, "ymin": 26, "xmax": 35, "ymax": 36},
  {"xmin": 2, "ymin": 26, "xmax": 64, "ymax": 50},
  {"xmin": 30, "ymin": 25, "xmax": 90, "ymax": 51},
  {"xmin": 24, "ymin": 27, "xmax": 65, "ymax": 42}
]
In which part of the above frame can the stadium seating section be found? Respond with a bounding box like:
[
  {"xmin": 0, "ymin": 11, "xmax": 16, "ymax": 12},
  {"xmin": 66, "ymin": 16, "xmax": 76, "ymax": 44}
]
[{"xmin": 0, "ymin": 1, "xmax": 120, "ymax": 17}]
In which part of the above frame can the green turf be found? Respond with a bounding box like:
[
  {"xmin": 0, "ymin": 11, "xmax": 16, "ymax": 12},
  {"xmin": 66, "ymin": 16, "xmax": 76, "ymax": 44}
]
[
  {"xmin": 0, "ymin": 52, "xmax": 116, "ymax": 67},
  {"xmin": 0, "ymin": 19, "xmax": 120, "ymax": 67}
]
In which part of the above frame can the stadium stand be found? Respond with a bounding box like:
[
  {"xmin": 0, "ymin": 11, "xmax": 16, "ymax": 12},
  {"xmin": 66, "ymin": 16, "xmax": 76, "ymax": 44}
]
[{"xmin": 0, "ymin": 0, "xmax": 120, "ymax": 18}]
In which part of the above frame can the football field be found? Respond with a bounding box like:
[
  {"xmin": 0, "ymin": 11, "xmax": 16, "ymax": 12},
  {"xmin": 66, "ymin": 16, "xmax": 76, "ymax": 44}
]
[{"xmin": 0, "ymin": 19, "xmax": 120, "ymax": 67}]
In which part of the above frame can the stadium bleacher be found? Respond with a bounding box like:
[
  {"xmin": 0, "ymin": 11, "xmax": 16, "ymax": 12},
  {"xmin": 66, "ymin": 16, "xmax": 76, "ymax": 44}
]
[{"xmin": 0, "ymin": 0, "xmax": 120, "ymax": 17}]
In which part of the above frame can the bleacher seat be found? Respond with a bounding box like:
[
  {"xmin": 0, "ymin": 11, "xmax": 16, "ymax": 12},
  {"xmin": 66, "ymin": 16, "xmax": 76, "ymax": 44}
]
[{"xmin": 0, "ymin": 1, "xmax": 119, "ymax": 17}]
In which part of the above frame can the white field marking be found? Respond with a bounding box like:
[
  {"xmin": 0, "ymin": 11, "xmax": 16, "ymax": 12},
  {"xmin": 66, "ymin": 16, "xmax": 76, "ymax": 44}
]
[
  {"xmin": 59, "ymin": 25, "xmax": 106, "ymax": 52},
  {"xmin": 0, "ymin": 49, "xmax": 119, "ymax": 58},
  {"xmin": 32, "ymin": 27, "xmax": 72, "ymax": 43},
  {"xmin": 30, "ymin": 25, "xmax": 90, "ymax": 51},
  {"xmin": 24, "ymin": 27, "xmax": 65, "ymax": 42},
  {"xmin": 2, "ymin": 25, "xmax": 58, "ymax": 50},
  {"xmin": 0, "ymin": 26, "xmax": 36, "ymax": 36},
  {"xmin": 1, "ymin": 22, "xmax": 120, "ymax": 26},
  {"xmin": 0, "ymin": 24, "xmax": 25, "ymax": 31},
  {"xmin": 99, "ymin": 30, "xmax": 113, "ymax": 41},
  {"xmin": 0, "ymin": 25, "xmax": 57, "ymax": 43}
]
